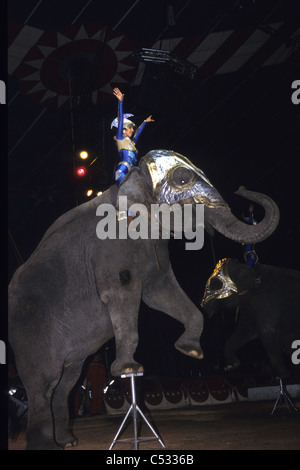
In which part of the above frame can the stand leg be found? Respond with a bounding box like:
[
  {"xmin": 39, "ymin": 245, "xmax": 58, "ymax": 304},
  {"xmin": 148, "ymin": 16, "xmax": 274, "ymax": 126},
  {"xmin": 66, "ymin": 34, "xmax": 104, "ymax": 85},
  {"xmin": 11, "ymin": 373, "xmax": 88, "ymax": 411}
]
[
  {"xmin": 284, "ymin": 393, "xmax": 298, "ymax": 412},
  {"xmin": 109, "ymin": 404, "xmax": 133, "ymax": 450},
  {"xmin": 271, "ymin": 379, "xmax": 298, "ymax": 415},
  {"xmin": 136, "ymin": 404, "xmax": 165, "ymax": 448},
  {"xmin": 109, "ymin": 373, "xmax": 165, "ymax": 450},
  {"xmin": 131, "ymin": 374, "xmax": 138, "ymax": 450},
  {"xmin": 271, "ymin": 394, "xmax": 281, "ymax": 415}
]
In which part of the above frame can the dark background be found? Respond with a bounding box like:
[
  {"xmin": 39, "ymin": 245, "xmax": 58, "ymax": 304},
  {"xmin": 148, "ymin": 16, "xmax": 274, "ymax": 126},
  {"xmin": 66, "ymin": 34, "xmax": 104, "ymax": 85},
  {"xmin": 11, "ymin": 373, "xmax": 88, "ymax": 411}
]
[{"xmin": 6, "ymin": 0, "xmax": 300, "ymax": 378}]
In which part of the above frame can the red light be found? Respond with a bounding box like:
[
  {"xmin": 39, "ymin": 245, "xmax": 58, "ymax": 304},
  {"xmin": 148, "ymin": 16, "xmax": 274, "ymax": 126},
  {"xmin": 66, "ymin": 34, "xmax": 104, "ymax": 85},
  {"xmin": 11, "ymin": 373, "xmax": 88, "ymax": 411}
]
[{"xmin": 76, "ymin": 166, "xmax": 87, "ymax": 177}]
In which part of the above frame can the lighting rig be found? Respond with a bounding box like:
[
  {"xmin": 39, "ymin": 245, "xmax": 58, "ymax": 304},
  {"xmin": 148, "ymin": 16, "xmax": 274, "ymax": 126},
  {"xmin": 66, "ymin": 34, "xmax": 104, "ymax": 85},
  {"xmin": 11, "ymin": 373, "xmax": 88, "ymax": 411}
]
[{"xmin": 133, "ymin": 48, "xmax": 198, "ymax": 80}]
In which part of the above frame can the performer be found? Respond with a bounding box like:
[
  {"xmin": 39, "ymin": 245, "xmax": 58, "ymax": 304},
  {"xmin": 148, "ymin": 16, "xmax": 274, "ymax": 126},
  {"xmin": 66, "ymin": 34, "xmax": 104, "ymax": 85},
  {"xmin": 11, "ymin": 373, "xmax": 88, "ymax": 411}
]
[
  {"xmin": 111, "ymin": 87, "xmax": 154, "ymax": 185},
  {"xmin": 242, "ymin": 204, "xmax": 259, "ymax": 266}
]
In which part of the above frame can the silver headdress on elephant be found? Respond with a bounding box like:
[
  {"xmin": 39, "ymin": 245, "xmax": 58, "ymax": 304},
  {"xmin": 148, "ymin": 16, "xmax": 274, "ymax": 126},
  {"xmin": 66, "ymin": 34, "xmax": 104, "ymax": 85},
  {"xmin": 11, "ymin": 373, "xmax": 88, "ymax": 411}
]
[
  {"xmin": 142, "ymin": 149, "xmax": 228, "ymax": 208},
  {"xmin": 201, "ymin": 258, "xmax": 238, "ymax": 306}
]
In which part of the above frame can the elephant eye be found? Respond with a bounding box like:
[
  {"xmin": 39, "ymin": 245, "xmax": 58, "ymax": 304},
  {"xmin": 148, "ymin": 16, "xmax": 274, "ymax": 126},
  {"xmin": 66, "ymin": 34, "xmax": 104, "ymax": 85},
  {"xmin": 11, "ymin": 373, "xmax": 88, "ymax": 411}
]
[
  {"xmin": 168, "ymin": 165, "xmax": 196, "ymax": 190},
  {"xmin": 209, "ymin": 277, "xmax": 224, "ymax": 291}
]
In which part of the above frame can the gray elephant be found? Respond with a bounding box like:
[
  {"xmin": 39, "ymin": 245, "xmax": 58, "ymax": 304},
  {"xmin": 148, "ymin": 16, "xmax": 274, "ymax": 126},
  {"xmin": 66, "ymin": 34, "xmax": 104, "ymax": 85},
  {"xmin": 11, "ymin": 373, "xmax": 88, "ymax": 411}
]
[
  {"xmin": 201, "ymin": 258, "xmax": 300, "ymax": 378},
  {"xmin": 8, "ymin": 149, "xmax": 279, "ymax": 449}
]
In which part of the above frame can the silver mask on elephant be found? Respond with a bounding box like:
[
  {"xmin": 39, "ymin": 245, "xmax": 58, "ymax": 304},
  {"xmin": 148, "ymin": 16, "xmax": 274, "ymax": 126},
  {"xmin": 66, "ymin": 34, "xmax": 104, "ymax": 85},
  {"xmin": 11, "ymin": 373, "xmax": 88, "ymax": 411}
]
[
  {"xmin": 201, "ymin": 258, "xmax": 238, "ymax": 306},
  {"xmin": 143, "ymin": 150, "xmax": 228, "ymax": 208}
]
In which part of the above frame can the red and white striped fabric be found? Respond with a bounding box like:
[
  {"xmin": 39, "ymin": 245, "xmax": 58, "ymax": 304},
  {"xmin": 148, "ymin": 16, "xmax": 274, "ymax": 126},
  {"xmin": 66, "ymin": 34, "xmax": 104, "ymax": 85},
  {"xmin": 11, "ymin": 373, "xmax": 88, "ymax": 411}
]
[{"xmin": 8, "ymin": 18, "xmax": 299, "ymax": 109}]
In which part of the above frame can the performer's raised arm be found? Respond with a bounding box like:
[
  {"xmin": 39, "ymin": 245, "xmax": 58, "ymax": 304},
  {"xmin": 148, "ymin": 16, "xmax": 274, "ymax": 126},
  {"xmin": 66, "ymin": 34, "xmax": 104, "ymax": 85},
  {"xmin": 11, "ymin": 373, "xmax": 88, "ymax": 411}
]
[
  {"xmin": 111, "ymin": 88, "xmax": 154, "ymax": 185},
  {"xmin": 113, "ymin": 87, "xmax": 124, "ymax": 102}
]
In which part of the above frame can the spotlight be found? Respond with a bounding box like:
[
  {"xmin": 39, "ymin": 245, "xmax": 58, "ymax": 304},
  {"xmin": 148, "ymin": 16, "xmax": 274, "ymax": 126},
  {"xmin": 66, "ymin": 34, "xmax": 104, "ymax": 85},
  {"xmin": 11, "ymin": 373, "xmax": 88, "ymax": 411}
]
[
  {"xmin": 80, "ymin": 151, "xmax": 88, "ymax": 159},
  {"xmin": 87, "ymin": 189, "xmax": 93, "ymax": 197},
  {"xmin": 76, "ymin": 166, "xmax": 87, "ymax": 177}
]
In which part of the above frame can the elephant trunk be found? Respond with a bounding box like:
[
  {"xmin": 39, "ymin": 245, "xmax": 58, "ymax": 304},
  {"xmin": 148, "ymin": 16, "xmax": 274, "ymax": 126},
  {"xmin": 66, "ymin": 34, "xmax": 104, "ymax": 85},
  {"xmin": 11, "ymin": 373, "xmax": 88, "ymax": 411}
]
[{"xmin": 204, "ymin": 186, "xmax": 280, "ymax": 244}]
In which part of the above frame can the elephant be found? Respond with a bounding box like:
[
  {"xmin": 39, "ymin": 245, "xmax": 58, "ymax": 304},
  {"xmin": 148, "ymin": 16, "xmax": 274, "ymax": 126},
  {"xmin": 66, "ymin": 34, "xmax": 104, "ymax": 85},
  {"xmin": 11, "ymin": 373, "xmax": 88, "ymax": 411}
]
[
  {"xmin": 201, "ymin": 258, "xmax": 300, "ymax": 378},
  {"xmin": 8, "ymin": 149, "xmax": 280, "ymax": 449}
]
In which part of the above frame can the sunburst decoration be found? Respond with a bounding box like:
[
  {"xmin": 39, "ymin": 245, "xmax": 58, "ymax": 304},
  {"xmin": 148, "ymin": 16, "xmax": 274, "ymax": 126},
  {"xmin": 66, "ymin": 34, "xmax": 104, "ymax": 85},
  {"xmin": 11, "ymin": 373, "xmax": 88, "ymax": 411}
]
[{"xmin": 15, "ymin": 23, "xmax": 138, "ymax": 109}]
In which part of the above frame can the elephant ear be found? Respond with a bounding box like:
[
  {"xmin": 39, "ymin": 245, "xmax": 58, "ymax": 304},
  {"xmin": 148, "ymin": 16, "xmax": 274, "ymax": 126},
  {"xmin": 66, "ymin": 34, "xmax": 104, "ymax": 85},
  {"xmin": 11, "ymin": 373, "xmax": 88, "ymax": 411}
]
[
  {"xmin": 117, "ymin": 167, "xmax": 155, "ymax": 211},
  {"xmin": 228, "ymin": 259, "xmax": 256, "ymax": 291}
]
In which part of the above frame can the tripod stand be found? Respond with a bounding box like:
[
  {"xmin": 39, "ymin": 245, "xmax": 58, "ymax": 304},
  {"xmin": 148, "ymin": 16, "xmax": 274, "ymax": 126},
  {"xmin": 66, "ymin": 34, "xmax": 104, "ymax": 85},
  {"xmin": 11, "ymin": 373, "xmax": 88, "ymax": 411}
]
[
  {"xmin": 109, "ymin": 372, "xmax": 165, "ymax": 450},
  {"xmin": 271, "ymin": 378, "xmax": 298, "ymax": 415}
]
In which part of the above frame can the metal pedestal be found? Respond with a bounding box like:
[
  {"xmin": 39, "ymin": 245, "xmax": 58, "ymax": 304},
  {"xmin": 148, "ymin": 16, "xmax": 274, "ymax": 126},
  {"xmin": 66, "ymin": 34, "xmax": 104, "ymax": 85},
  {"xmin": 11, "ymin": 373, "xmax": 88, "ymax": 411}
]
[
  {"xmin": 271, "ymin": 378, "xmax": 298, "ymax": 415},
  {"xmin": 109, "ymin": 372, "xmax": 165, "ymax": 450}
]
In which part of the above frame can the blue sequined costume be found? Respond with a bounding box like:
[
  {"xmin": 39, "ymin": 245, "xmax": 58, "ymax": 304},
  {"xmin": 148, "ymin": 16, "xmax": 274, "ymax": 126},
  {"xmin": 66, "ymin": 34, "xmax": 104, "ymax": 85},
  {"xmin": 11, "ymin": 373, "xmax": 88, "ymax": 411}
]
[
  {"xmin": 114, "ymin": 100, "xmax": 147, "ymax": 185},
  {"xmin": 242, "ymin": 209, "xmax": 258, "ymax": 266}
]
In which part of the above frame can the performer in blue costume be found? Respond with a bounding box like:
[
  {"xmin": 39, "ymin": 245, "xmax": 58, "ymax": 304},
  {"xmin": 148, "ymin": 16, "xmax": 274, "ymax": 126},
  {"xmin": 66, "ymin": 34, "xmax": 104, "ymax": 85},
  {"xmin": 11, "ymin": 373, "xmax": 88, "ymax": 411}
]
[
  {"xmin": 111, "ymin": 87, "xmax": 154, "ymax": 185},
  {"xmin": 242, "ymin": 204, "xmax": 259, "ymax": 266}
]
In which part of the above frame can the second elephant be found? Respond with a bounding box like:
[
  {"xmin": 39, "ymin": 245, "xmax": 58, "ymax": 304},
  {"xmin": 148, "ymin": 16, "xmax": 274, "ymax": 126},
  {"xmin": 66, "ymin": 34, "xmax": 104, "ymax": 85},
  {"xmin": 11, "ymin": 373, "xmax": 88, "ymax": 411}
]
[{"xmin": 201, "ymin": 258, "xmax": 300, "ymax": 378}]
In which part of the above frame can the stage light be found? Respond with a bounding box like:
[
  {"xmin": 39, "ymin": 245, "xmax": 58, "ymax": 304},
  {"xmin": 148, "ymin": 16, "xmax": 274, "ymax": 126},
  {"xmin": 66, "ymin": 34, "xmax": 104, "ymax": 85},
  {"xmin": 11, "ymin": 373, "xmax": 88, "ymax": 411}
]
[
  {"xmin": 87, "ymin": 189, "xmax": 93, "ymax": 197},
  {"xmin": 133, "ymin": 48, "xmax": 198, "ymax": 79},
  {"xmin": 133, "ymin": 48, "xmax": 171, "ymax": 64},
  {"xmin": 76, "ymin": 166, "xmax": 87, "ymax": 177},
  {"xmin": 80, "ymin": 151, "xmax": 88, "ymax": 159},
  {"xmin": 97, "ymin": 191, "xmax": 103, "ymax": 196}
]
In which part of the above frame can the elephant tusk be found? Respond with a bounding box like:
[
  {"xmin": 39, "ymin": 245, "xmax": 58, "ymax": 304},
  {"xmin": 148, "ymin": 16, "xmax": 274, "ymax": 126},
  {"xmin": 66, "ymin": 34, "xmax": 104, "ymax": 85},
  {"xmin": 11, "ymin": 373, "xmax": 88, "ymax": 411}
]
[{"xmin": 238, "ymin": 289, "xmax": 248, "ymax": 295}]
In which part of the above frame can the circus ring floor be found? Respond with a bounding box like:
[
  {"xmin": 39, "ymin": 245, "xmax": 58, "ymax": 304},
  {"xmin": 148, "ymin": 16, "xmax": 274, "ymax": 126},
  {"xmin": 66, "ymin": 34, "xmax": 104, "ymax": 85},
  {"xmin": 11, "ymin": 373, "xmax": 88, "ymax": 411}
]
[{"xmin": 8, "ymin": 399, "xmax": 300, "ymax": 451}]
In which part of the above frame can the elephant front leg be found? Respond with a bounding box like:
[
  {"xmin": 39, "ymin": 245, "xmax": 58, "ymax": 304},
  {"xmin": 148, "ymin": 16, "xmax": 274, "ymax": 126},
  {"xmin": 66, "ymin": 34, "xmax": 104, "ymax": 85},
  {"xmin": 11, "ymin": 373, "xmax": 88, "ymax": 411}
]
[
  {"xmin": 142, "ymin": 269, "xmax": 204, "ymax": 360},
  {"xmin": 224, "ymin": 319, "xmax": 257, "ymax": 372},
  {"xmin": 100, "ymin": 286, "xmax": 144, "ymax": 377}
]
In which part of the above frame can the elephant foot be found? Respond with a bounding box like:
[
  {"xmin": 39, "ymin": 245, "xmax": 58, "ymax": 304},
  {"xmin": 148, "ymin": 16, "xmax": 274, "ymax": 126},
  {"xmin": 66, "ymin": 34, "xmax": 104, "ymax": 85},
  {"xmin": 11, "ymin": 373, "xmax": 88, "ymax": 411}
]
[
  {"xmin": 175, "ymin": 339, "xmax": 204, "ymax": 360},
  {"xmin": 111, "ymin": 360, "xmax": 144, "ymax": 377},
  {"xmin": 55, "ymin": 429, "xmax": 78, "ymax": 449},
  {"xmin": 63, "ymin": 437, "xmax": 78, "ymax": 449}
]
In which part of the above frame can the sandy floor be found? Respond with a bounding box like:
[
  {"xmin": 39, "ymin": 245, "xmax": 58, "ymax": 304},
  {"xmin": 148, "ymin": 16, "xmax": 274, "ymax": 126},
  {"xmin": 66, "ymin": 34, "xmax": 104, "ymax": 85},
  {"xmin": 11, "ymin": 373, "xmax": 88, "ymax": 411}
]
[{"xmin": 8, "ymin": 399, "xmax": 300, "ymax": 451}]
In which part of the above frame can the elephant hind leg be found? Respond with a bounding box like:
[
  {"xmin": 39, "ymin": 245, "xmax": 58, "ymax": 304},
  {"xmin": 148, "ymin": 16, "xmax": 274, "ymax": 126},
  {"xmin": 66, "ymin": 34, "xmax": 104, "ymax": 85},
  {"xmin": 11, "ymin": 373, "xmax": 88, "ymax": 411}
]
[
  {"xmin": 25, "ymin": 377, "xmax": 61, "ymax": 450},
  {"xmin": 52, "ymin": 359, "xmax": 85, "ymax": 449},
  {"xmin": 17, "ymin": 352, "xmax": 76, "ymax": 449},
  {"xmin": 224, "ymin": 320, "xmax": 257, "ymax": 372},
  {"xmin": 259, "ymin": 334, "xmax": 291, "ymax": 378}
]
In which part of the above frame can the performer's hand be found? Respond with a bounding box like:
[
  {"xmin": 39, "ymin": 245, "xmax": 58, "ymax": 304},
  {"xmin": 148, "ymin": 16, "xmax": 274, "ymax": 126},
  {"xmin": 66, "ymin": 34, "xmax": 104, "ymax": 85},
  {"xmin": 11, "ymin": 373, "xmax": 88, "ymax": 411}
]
[
  {"xmin": 145, "ymin": 115, "xmax": 155, "ymax": 122},
  {"xmin": 113, "ymin": 88, "xmax": 124, "ymax": 101}
]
